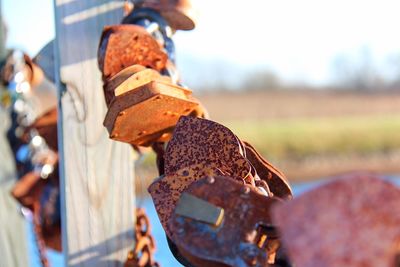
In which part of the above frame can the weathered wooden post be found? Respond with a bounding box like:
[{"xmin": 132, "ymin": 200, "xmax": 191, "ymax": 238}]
[
  {"xmin": 53, "ymin": 1, "xmax": 135, "ymax": 266},
  {"xmin": 0, "ymin": 2, "xmax": 29, "ymax": 266}
]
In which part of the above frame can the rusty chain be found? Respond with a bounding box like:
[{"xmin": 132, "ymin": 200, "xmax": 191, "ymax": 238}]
[{"xmin": 125, "ymin": 208, "xmax": 160, "ymax": 267}]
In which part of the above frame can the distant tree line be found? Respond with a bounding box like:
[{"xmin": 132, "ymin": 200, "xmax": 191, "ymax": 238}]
[
  {"xmin": 198, "ymin": 46, "xmax": 400, "ymax": 92},
  {"xmin": 331, "ymin": 46, "xmax": 400, "ymax": 91}
]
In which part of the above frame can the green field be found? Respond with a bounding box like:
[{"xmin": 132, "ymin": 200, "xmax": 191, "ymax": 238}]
[
  {"xmin": 225, "ymin": 115, "xmax": 400, "ymax": 161},
  {"xmin": 136, "ymin": 91, "xmax": 400, "ymax": 184},
  {"xmin": 140, "ymin": 114, "xmax": 400, "ymax": 166},
  {"xmin": 136, "ymin": 113, "xmax": 400, "ymax": 186}
]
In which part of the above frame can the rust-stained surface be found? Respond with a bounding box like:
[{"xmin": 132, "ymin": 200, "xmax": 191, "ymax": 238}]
[
  {"xmin": 98, "ymin": 28, "xmax": 203, "ymax": 147},
  {"xmin": 11, "ymin": 160, "xmax": 61, "ymax": 253},
  {"xmin": 148, "ymin": 165, "xmax": 224, "ymax": 237},
  {"xmin": 272, "ymin": 174, "xmax": 400, "ymax": 267},
  {"xmin": 127, "ymin": 0, "xmax": 197, "ymax": 30},
  {"xmin": 98, "ymin": 24, "xmax": 168, "ymax": 81},
  {"xmin": 2, "ymin": 50, "xmax": 61, "ymax": 265},
  {"xmin": 103, "ymin": 65, "xmax": 171, "ymax": 107},
  {"xmin": 96, "ymin": 11, "xmax": 295, "ymax": 266},
  {"xmin": 125, "ymin": 208, "xmax": 159, "ymax": 267},
  {"xmin": 22, "ymin": 108, "xmax": 58, "ymax": 151},
  {"xmin": 164, "ymin": 116, "xmax": 252, "ymax": 179},
  {"xmin": 102, "ymin": 65, "xmax": 146, "ymax": 107},
  {"xmin": 170, "ymin": 176, "xmax": 281, "ymax": 267},
  {"xmin": 243, "ymin": 141, "xmax": 292, "ymax": 199},
  {"xmin": 148, "ymin": 116, "xmax": 291, "ymax": 266},
  {"xmin": 104, "ymin": 80, "xmax": 199, "ymax": 146},
  {"xmin": 97, "ymin": 12, "xmax": 207, "ymax": 147},
  {"xmin": 149, "ymin": 116, "xmax": 251, "ymax": 236},
  {"xmin": 11, "ymin": 106, "xmax": 61, "ymax": 253}
]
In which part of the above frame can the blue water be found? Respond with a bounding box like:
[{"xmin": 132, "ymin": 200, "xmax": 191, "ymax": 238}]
[{"xmin": 29, "ymin": 175, "xmax": 400, "ymax": 266}]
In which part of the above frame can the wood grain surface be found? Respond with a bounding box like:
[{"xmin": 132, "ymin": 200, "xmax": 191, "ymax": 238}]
[{"xmin": 53, "ymin": 1, "xmax": 135, "ymax": 266}]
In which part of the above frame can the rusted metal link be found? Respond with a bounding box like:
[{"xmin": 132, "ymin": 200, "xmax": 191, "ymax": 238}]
[
  {"xmin": 33, "ymin": 203, "xmax": 50, "ymax": 267},
  {"xmin": 98, "ymin": 35, "xmax": 202, "ymax": 146},
  {"xmin": 98, "ymin": 25, "xmax": 168, "ymax": 82},
  {"xmin": 272, "ymin": 174, "xmax": 400, "ymax": 267},
  {"xmin": 125, "ymin": 208, "xmax": 160, "ymax": 267},
  {"xmin": 3, "ymin": 52, "xmax": 62, "ymax": 264},
  {"xmin": 97, "ymin": 18, "xmax": 207, "ymax": 147},
  {"xmin": 170, "ymin": 176, "xmax": 282, "ymax": 267},
  {"xmin": 124, "ymin": 0, "xmax": 197, "ymax": 31},
  {"xmin": 148, "ymin": 116, "xmax": 293, "ymax": 266},
  {"xmin": 96, "ymin": 7, "xmax": 290, "ymax": 266}
]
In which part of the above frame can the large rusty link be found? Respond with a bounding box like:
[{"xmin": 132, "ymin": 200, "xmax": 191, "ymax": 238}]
[
  {"xmin": 33, "ymin": 203, "xmax": 50, "ymax": 267},
  {"xmin": 125, "ymin": 208, "xmax": 160, "ymax": 267}
]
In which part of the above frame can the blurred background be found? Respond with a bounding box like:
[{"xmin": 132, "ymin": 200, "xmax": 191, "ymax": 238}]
[{"xmin": 1, "ymin": 0, "xmax": 400, "ymax": 266}]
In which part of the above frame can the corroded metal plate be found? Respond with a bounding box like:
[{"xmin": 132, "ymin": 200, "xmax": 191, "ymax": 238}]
[
  {"xmin": 164, "ymin": 116, "xmax": 252, "ymax": 180},
  {"xmin": 23, "ymin": 108, "xmax": 58, "ymax": 151},
  {"xmin": 243, "ymin": 141, "xmax": 292, "ymax": 199},
  {"xmin": 98, "ymin": 24, "xmax": 168, "ymax": 80},
  {"xmin": 170, "ymin": 176, "xmax": 281, "ymax": 267},
  {"xmin": 104, "ymin": 81, "xmax": 199, "ymax": 146},
  {"xmin": 136, "ymin": 0, "xmax": 197, "ymax": 30},
  {"xmin": 272, "ymin": 174, "xmax": 400, "ymax": 267},
  {"xmin": 11, "ymin": 170, "xmax": 61, "ymax": 251},
  {"xmin": 148, "ymin": 164, "xmax": 224, "ymax": 237}
]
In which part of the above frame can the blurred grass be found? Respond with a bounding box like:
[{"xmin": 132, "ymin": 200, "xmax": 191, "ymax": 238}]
[
  {"xmin": 224, "ymin": 114, "xmax": 400, "ymax": 161},
  {"xmin": 136, "ymin": 91, "xmax": 400, "ymax": 182},
  {"xmin": 135, "ymin": 114, "xmax": 400, "ymax": 186},
  {"xmin": 140, "ymin": 114, "xmax": 400, "ymax": 165}
]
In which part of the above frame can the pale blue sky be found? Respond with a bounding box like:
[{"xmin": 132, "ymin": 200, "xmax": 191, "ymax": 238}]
[{"xmin": 2, "ymin": 0, "xmax": 400, "ymax": 88}]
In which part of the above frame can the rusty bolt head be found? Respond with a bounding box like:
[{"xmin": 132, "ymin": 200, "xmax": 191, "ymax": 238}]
[
  {"xmin": 241, "ymin": 186, "xmax": 251, "ymax": 195},
  {"xmin": 206, "ymin": 177, "xmax": 215, "ymax": 184},
  {"xmin": 137, "ymin": 131, "xmax": 147, "ymax": 136}
]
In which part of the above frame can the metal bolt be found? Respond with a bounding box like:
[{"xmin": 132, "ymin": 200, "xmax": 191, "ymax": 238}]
[
  {"xmin": 206, "ymin": 177, "xmax": 215, "ymax": 184},
  {"xmin": 127, "ymin": 251, "xmax": 134, "ymax": 260},
  {"xmin": 138, "ymin": 131, "xmax": 146, "ymax": 136},
  {"xmin": 242, "ymin": 186, "xmax": 250, "ymax": 195}
]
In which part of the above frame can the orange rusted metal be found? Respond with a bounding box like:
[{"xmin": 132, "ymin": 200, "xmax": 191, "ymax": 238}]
[
  {"xmin": 22, "ymin": 108, "xmax": 58, "ymax": 151},
  {"xmin": 103, "ymin": 75, "xmax": 200, "ymax": 146},
  {"xmin": 11, "ymin": 158, "xmax": 61, "ymax": 253},
  {"xmin": 125, "ymin": 208, "xmax": 160, "ymax": 267},
  {"xmin": 272, "ymin": 174, "xmax": 400, "ymax": 267},
  {"xmin": 243, "ymin": 141, "xmax": 292, "ymax": 200},
  {"xmin": 98, "ymin": 25, "xmax": 168, "ymax": 81},
  {"xmin": 131, "ymin": 0, "xmax": 197, "ymax": 30},
  {"xmin": 149, "ymin": 116, "xmax": 251, "ymax": 237},
  {"xmin": 0, "ymin": 51, "xmax": 34, "ymax": 85},
  {"xmin": 163, "ymin": 116, "xmax": 252, "ymax": 180},
  {"xmin": 98, "ymin": 22, "xmax": 205, "ymax": 146},
  {"xmin": 8, "ymin": 79, "xmax": 61, "ymax": 255},
  {"xmin": 2, "ymin": 49, "xmax": 62, "ymax": 258},
  {"xmin": 170, "ymin": 176, "xmax": 282, "ymax": 267},
  {"xmin": 148, "ymin": 116, "xmax": 292, "ymax": 236},
  {"xmin": 148, "ymin": 116, "xmax": 292, "ymax": 266},
  {"xmin": 148, "ymin": 165, "xmax": 225, "ymax": 238}
]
